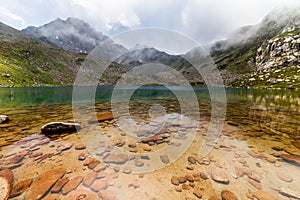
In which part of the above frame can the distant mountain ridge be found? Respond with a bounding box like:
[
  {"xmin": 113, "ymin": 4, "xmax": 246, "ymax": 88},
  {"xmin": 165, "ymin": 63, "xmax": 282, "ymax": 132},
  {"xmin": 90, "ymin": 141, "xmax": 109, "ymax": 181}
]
[
  {"xmin": 23, "ymin": 17, "xmax": 128, "ymax": 59},
  {"xmin": 1, "ymin": 6, "xmax": 300, "ymax": 88}
]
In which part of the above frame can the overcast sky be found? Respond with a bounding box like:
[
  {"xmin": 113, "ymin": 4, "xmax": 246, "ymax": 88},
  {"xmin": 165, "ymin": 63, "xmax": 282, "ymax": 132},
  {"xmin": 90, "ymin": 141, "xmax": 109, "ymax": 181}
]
[{"xmin": 0, "ymin": 0, "xmax": 299, "ymax": 45}]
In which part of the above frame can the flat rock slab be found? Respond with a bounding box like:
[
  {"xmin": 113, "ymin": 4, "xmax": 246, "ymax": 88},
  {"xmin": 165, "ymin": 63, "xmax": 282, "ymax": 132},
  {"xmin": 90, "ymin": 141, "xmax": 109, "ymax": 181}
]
[
  {"xmin": 61, "ymin": 176, "xmax": 82, "ymax": 195},
  {"xmin": 98, "ymin": 190, "xmax": 116, "ymax": 200},
  {"xmin": 211, "ymin": 168, "xmax": 229, "ymax": 184},
  {"xmin": 64, "ymin": 189, "xmax": 100, "ymax": 200},
  {"xmin": 25, "ymin": 168, "xmax": 65, "ymax": 200},
  {"xmin": 41, "ymin": 122, "xmax": 81, "ymax": 134},
  {"xmin": 10, "ymin": 178, "xmax": 32, "ymax": 198},
  {"xmin": 248, "ymin": 191, "xmax": 276, "ymax": 200},
  {"xmin": 221, "ymin": 190, "xmax": 238, "ymax": 200},
  {"xmin": 280, "ymin": 154, "xmax": 300, "ymax": 165},
  {"xmin": 0, "ymin": 177, "xmax": 10, "ymax": 200},
  {"xmin": 103, "ymin": 153, "xmax": 128, "ymax": 164}
]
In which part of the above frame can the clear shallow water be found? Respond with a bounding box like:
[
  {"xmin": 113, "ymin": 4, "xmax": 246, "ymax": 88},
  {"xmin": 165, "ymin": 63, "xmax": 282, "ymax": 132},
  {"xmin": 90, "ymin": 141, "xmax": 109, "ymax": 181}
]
[
  {"xmin": 0, "ymin": 86, "xmax": 299, "ymax": 147},
  {"xmin": 0, "ymin": 86, "xmax": 300, "ymax": 199}
]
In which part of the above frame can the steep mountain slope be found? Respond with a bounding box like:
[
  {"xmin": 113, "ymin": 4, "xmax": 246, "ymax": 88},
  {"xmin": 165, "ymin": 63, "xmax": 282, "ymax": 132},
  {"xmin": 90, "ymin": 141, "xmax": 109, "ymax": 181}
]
[
  {"xmin": 23, "ymin": 17, "xmax": 128, "ymax": 59},
  {"xmin": 210, "ymin": 6, "xmax": 300, "ymax": 88},
  {"xmin": 0, "ymin": 22, "xmax": 86, "ymax": 87}
]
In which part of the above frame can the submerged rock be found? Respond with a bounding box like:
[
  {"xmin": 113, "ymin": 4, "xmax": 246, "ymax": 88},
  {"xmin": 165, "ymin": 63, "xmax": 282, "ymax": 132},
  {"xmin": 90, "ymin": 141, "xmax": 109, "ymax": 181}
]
[
  {"xmin": 279, "ymin": 187, "xmax": 300, "ymax": 199},
  {"xmin": 88, "ymin": 113, "xmax": 114, "ymax": 124},
  {"xmin": 25, "ymin": 169, "xmax": 65, "ymax": 199},
  {"xmin": 41, "ymin": 122, "xmax": 81, "ymax": 134},
  {"xmin": 280, "ymin": 154, "xmax": 300, "ymax": 165},
  {"xmin": 0, "ymin": 177, "xmax": 10, "ymax": 200},
  {"xmin": 0, "ymin": 115, "xmax": 9, "ymax": 124},
  {"xmin": 103, "ymin": 153, "xmax": 128, "ymax": 164},
  {"xmin": 64, "ymin": 189, "xmax": 100, "ymax": 200},
  {"xmin": 211, "ymin": 168, "xmax": 229, "ymax": 184},
  {"xmin": 10, "ymin": 179, "xmax": 32, "ymax": 198},
  {"xmin": 0, "ymin": 169, "xmax": 13, "ymax": 200},
  {"xmin": 221, "ymin": 190, "xmax": 238, "ymax": 200},
  {"xmin": 61, "ymin": 176, "xmax": 82, "ymax": 195},
  {"xmin": 98, "ymin": 190, "xmax": 116, "ymax": 200},
  {"xmin": 248, "ymin": 191, "xmax": 276, "ymax": 200}
]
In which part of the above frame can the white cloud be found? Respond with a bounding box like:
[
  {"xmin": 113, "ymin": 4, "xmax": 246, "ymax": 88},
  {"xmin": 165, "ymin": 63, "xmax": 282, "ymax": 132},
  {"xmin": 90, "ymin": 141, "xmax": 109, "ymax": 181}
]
[
  {"xmin": 0, "ymin": 0, "xmax": 299, "ymax": 44},
  {"xmin": 0, "ymin": 6, "xmax": 25, "ymax": 26}
]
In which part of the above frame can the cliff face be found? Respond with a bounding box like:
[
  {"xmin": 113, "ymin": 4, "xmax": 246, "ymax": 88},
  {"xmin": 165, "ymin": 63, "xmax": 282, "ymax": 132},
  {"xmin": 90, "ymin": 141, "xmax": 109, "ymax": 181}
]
[{"xmin": 256, "ymin": 31, "xmax": 300, "ymax": 71}]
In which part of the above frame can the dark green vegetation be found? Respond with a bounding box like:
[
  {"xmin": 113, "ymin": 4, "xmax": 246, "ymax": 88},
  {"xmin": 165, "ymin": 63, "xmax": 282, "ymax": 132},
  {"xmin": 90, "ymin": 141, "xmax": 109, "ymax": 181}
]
[{"xmin": 0, "ymin": 22, "xmax": 86, "ymax": 87}]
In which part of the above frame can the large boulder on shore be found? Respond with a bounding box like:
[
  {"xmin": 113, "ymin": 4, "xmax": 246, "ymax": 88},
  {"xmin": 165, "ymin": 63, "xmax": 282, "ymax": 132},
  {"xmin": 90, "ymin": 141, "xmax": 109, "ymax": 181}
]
[
  {"xmin": 0, "ymin": 115, "xmax": 9, "ymax": 124},
  {"xmin": 41, "ymin": 122, "xmax": 81, "ymax": 134}
]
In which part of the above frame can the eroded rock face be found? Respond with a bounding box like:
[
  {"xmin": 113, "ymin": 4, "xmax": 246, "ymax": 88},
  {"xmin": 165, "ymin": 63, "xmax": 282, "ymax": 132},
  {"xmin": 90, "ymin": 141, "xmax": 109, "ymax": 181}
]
[
  {"xmin": 41, "ymin": 122, "xmax": 81, "ymax": 134},
  {"xmin": 256, "ymin": 33, "xmax": 300, "ymax": 71},
  {"xmin": 25, "ymin": 169, "xmax": 65, "ymax": 200}
]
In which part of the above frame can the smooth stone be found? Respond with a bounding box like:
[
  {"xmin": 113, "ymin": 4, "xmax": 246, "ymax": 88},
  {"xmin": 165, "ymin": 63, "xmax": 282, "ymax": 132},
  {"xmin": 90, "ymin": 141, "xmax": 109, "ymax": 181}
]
[
  {"xmin": 182, "ymin": 183, "xmax": 191, "ymax": 190},
  {"xmin": 75, "ymin": 143, "xmax": 86, "ymax": 150},
  {"xmin": 98, "ymin": 190, "xmax": 116, "ymax": 200},
  {"xmin": 248, "ymin": 191, "xmax": 276, "ymax": 200},
  {"xmin": 91, "ymin": 180, "xmax": 108, "ymax": 192},
  {"xmin": 211, "ymin": 168, "xmax": 229, "ymax": 184},
  {"xmin": 199, "ymin": 172, "xmax": 208, "ymax": 180},
  {"xmin": 103, "ymin": 153, "xmax": 128, "ymax": 164},
  {"xmin": 188, "ymin": 156, "xmax": 197, "ymax": 164},
  {"xmin": 171, "ymin": 176, "xmax": 179, "ymax": 185},
  {"xmin": 25, "ymin": 169, "xmax": 65, "ymax": 200},
  {"xmin": 186, "ymin": 175, "xmax": 194, "ymax": 182},
  {"xmin": 221, "ymin": 190, "xmax": 238, "ymax": 200},
  {"xmin": 57, "ymin": 143, "xmax": 73, "ymax": 152},
  {"xmin": 128, "ymin": 142, "xmax": 137, "ymax": 148},
  {"xmin": 193, "ymin": 190, "xmax": 202, "ymax": 199},
  {"xmin": 88, "ymin": 160, "xmax": 100, "ymax": 170},
  {"xmin": 123, "ymin": 167, "xmax": 132, "ymax": 174},
  {"xmin": 135, "ymin": 160, "xmax": 144, "ymax": 167},
  {"xmin": 93, "ymin": 163, "xmax": 107, "ymax": 172},
  {"xmin": 41, "ymin": 122, "xmax": 81, "ymax": 134},
  {"xmin": 10, "ymin": 179, "xmax": 32, "ymax": 198},
  {"xmin": 160, "ymin": 155, "xmax": 170, "ymax": 164},
  {"xmin": 61, "ymin": 176, "xmax": 82, "ymax": 195},
  {"xmin": 64, "ymin": 189, "xmax": 100, "ymax": 200},
  {"xmin": 178, "ymin": 176, "xmax": 187, "ymax": 183},
  {"xmin": 51, "ymin": 178, "xmax": 69, "ymax": 193},
  {"xmin": 248, "ymin": 179, "xmax": 262, "ymax": 190},
  {"xmin": 83, "ymin": 172, "xmax": 97, "ymax": 187},
  {"xmin": 277, "ymin": 172, "xmax": 293, "ymax": 182},
  {"xmin": 0, "ymin": 115, "xmax": 9, "ymax": 124}
]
